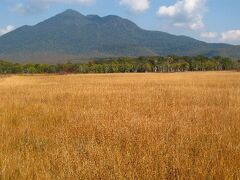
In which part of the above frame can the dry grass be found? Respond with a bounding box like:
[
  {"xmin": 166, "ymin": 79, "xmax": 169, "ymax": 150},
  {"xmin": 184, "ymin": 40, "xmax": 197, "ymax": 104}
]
[{"xmin": 0, "ymin": 72, "xmax": 240, "ymax": 179}]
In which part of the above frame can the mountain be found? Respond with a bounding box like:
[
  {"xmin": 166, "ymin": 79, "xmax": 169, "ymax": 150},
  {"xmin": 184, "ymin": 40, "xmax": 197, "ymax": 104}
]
[{"xmin": 0, "ymin": 9, "xmax": 239, "ymax": 63}]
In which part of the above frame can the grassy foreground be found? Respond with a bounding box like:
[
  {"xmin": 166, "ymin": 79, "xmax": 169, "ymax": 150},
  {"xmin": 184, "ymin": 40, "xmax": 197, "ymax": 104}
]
[{"xmin": 0, "ymin": 72, "xmax": 240, "ymax": 179}]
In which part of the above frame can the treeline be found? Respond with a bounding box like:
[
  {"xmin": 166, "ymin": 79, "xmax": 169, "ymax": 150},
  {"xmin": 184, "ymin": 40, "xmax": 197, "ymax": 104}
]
[{"xmin": 1, "ymin": 56, "xmax": 240, "ymax": 74}]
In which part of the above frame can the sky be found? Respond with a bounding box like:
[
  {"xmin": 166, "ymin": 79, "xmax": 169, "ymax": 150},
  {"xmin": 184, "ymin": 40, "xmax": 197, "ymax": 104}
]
[{"xmin": 0, "ymin": 0, "xmax": 240, "ymax": 45}]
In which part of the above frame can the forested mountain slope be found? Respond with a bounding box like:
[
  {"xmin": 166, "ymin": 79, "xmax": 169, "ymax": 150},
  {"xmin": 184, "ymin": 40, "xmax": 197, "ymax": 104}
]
[{"xmin": 0, "ymin": 9, "xmax": 239, "ymax": 63}]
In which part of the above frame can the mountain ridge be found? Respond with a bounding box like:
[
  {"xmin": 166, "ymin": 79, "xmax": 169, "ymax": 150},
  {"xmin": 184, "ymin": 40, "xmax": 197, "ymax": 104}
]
[{"xmin": 0, "ymin": 9, "xmax": 239, "ymax": 63}]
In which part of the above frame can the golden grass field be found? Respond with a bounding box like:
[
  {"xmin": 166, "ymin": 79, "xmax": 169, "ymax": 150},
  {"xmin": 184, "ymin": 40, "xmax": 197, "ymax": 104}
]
[{"xmin": 0, "ymin": 72, "xmax": 240, "ymax": 179}]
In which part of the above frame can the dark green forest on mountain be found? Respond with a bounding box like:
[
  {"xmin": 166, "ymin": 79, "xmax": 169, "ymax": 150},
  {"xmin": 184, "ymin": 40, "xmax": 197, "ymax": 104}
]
[
  {"xmin": 1, "ymin": 56, "xmax": 239, "ymax": 74},
  {"xmin": 1, "ymin": 10, "xmax": 240, "ymax": 63}
]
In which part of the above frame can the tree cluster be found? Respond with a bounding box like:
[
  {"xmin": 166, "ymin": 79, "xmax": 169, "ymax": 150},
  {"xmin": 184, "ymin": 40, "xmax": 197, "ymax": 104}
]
[{"xmin": 1, "ymin": 56, "xmax": 239, "ymax": 74}]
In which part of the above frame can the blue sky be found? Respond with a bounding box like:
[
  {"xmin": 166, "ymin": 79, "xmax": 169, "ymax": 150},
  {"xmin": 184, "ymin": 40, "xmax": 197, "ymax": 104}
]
[{"xmin": 1, "ymin": 0, "xmax": 240, "ymax": 44}]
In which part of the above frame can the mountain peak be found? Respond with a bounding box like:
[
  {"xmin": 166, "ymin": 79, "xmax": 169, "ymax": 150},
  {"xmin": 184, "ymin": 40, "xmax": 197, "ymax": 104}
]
[
  {"xmin": 35, "ymin": 9, "xmax": 88, "ymax": 27},
  {"xmin": 59, "ymin": 9, "xmax": 84, "ymax": 17}
]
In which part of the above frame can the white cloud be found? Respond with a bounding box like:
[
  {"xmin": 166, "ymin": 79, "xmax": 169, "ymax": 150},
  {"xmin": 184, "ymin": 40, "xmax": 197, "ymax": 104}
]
[
  {"xmin": 12, "ymin": 0, "xmax": 95, "ymax": 14},
  {"xmin": 0, "ymin": 25, "xmax": 15, "ymax": 36},
  {"xmin": 12, "ymin": 0, "xmax": 150, "ymax": 14},
  {"xmin": 221, "ymin": 30, "xmax": 240, "ymax": 43},
  {"xmin": 157, "ymin": 0, "xmax": 206, "ymax": 30},
  {"xmin": 120, "ymin": 0, "xmax": 150, "ymax": 12},
  {"xmin": 200, "ymin": 30, "xmax": 240, "ymax": 44},
  {"xmin": 201, "ymin": 32, "xmax": 218, "ymax": 39},
  {"xmin": 12, "ymin": 2, "xmax": 49, "ymax": 14}
]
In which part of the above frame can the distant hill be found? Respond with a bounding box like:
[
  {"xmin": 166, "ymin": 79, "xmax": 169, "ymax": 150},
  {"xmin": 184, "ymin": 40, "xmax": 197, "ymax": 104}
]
[{"xmin": 0, "ymin": 9, "xmax": 239, "ymax": 63}]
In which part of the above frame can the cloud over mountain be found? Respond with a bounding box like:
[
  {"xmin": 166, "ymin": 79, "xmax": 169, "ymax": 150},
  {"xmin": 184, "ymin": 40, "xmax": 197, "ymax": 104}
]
[
  {"xmin": 12, "ymin": 0, "xmax": 95, "ymax": 14},
  {"xmin": 0, "ymin": 25, "xmax": 15, "ymax": 36},
  {"xmin": 11, "ymin": 0, "xmax": 150, "ymax": 15},
  {"xmin": 119, "ymin": 0, "xmax": 150, "ymax": 12},
  {"xmin": 201, "ymin": 30, "xmax": 240, "ymax": 44},
  {"xmin": 157, "ymin": 0, "xmax": 206, "ymax": 30},
  {"xmin": 221, "ymin": 30, "xmax": 240, "ymax": 43}
]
